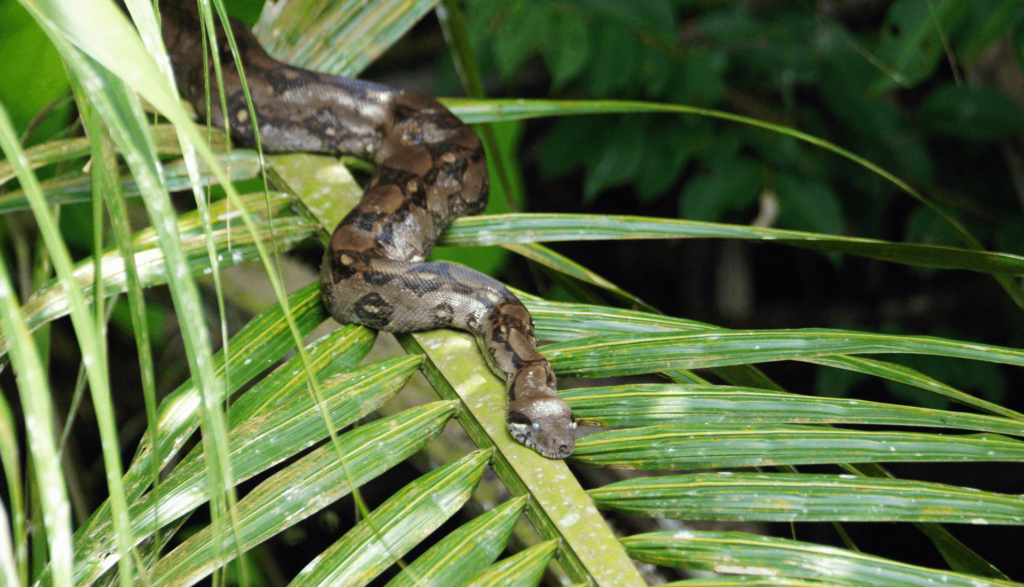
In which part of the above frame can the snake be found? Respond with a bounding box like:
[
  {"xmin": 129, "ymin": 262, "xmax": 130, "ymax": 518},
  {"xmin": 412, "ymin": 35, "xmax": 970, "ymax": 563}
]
[{"xmin": 160, "ymin": 2, "xmax": 575, "ymax": 458}]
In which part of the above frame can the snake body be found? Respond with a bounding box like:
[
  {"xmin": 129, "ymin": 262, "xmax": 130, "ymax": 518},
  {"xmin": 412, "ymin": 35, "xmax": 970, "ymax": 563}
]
[{"xmin": 162, "ymin": 3, "xmax": 575, "ymax": 458}]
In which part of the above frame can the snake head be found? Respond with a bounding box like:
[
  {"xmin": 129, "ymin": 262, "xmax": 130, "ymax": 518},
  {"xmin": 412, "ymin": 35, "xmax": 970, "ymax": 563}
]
[{"xmin": 507, "ymin": 397, "xmax": 576, "ymax": 459}]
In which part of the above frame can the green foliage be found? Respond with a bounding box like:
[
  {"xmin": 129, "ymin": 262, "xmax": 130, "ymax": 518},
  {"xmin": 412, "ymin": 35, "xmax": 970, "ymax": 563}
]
[
  {"xmin": 919, "ymin": 84, "xmax": 1024, "ymax": 141},
  {"xmin": 3, "ymin": 1, "xmax": 1024, "ymax": 586},
  {"xmin": 0, "ymin": 0, "xmax": 70, "ymax": 142},
  {"xmin": 462, "ymin": 0, "xmax": 1023, "ymax": 258}
]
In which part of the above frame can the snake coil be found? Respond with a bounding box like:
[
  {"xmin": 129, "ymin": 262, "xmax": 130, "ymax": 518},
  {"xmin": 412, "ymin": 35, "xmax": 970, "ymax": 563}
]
[{"xmin": 162, "ymin": 2, "xmax": 575, "ymax": 458}]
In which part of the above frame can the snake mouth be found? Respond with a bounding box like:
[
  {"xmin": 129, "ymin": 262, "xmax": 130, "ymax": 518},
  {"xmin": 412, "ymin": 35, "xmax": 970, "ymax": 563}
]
[{"xmin": 508, "ymin": 425, "xmax": 574, "ymax": 459}]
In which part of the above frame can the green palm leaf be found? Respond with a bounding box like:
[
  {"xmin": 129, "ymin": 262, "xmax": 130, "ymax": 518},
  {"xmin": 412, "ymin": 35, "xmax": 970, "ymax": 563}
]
[
  {"xmin": 441, "ymin": 213, "xmax": 1024, "ymax": 275},
  {"xmin": 461, "ymin": 540, "xmax": 560, "ymax": 587},
  {"xmin": 289, "ymin": 450, "xmax": 490, "ymax": 587},
  {"xmin": 151, "ymin": 402, "xmax": 458, "ymax": 587},
  {"xmin": 590, "ymin": 473, "xmax": 1024, "ymax": 524},
  {"xmin": 383, "ymin": 496, "xmax": 528, "ymax": 587},
  {"xmin": 622, "ymin": 531, "xmax": 1019, "ymax": 587},
  {"xmin": 4, "ymin": 1, "xmax": 1024, "ymax": 586}
]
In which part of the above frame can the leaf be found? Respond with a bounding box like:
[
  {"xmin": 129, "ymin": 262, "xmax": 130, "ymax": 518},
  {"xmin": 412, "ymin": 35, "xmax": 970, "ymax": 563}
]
[
  {"xmin": 662, "ymin": 579, "xmax": 843, "ymax": 587},
  {"xmin": 492, "ymin": 3, "xmax": 553, "ymax": 79},
  {"xmin": 0, "ymin": 0, "xmax": 69, "ymax": 133},
  {"xmin": 523, "ymin": 298, "xmax": 1018, "ymax": 418},
  {"xmin": 0, "ymin": 194, "xmax": 316, "ymax": 358},
  {"xmin": 918, "ymin": 84, "xmax": 1024, "ymax": 141},
  {"xmin": 542, "ymin": 329, "xmax": 1024, "ymax": 379},
  {"xmin": 883, "ymin": 354, "xmax": 1006, "ymax": 410},
  {"xmin": 774, "ymin": 173, "xmax": 845, "ymax": 236},
  {"xmin": 572, "ymin": 0, "xmax": 676, "ymax": 39},
  {"xmin": 573, "ymin": 424, "xmax": 1024, "ymax": 470},
  {"xmin": 561, "ymin": 383, "xmax": 1024, "ymax": 436},
  {"xmin": 123, "ymin": 281, "xmax": 336, "ymax": 501},
  {"xmin": 438, "ymin": 213, "xmax": 1024, "ymax": 276},
  {"xmin": 915, "ymin": 522, "xmax": 1010, "ymax": 579},
  {"xmin": 584, "ymin": 22, "xmax": 639, "ymax": 96},
  {"xmin": 678, "ymin": 157, "xmax": 762, "ymax": 222},
  {"xmin": 399, "ymin": 329, "xmax": 646, "ymax": 586},
  {"xmin": 289, "ymin": 450, "xmax": 491, "ymax": 587},
  {"xmin": 622, "ymin": 531, "xmax": 1016, "ymax": 587},
  {"xmin": 0, "ymin": 150, "xmax": 262, "ymax": 214},
  {"xmin": 384, "ymin": 496, "xmax": 528, "ymax": 587},
  {"xmin": 462, "ymin": 540, "xmax": 559, "ymax": 587},
  {"xmin": 583, "ymin": 116, "xmax": 645, "ymax": 201},
  {"xmin": 869, "ymin": 0, "xmax": 970, "ymax": 93},
  {"xmin": 668, "ymin": 47, "xmax": 728, "ymax": 107},
  {"xmin": 253, "ymin": 0, "xmax": 441, "ymax": 77},
  {"xmin": 590, "ymin": 473, "xmax": 1024, "ymax": 524},
  {"xmin": 150, "ymin": 402, "xmax": 459, "ymax": 587},
  {"xmin": 635, "ymin": 118, "xmax": 702, "ymax": 202},
  {"xmin": 53, "ymin": 355, "xmax": 423, "ymax": 587},
  {"xmin": 545, "ymin": 13, "xmax": 589, "ymax": 90},
  {"xmin": 535, "ymin": 116, "xmax": 606, "ymax": 179}
]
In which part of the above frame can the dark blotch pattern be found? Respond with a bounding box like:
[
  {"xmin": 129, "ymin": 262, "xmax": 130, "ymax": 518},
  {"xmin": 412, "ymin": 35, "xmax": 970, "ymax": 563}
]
[
  {"xmin": 507, "ymin": 411, "xmax": 532, "ymax": 427},
  {"xmin": 429, "ymin": 303, "xmax": 455, "ymax": 326},
  {"xmin": 352, "ymin": 292, "xmax": 394, "ymax": 329}
]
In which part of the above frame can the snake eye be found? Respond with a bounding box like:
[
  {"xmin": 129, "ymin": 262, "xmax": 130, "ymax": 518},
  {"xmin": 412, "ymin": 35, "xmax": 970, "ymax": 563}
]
[{"xmin": 532, "ymin": 422, "xmax": 541, "ymax": 430}]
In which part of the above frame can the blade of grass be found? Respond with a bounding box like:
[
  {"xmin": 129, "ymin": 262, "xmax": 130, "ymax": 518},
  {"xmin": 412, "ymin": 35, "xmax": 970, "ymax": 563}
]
[
  {"xmin": 79, "ymin": 83, "xmax": 164, "ymax": 560},
  {"xmin": 0, "ymin": 150, "xmax": 262, "ymax": 214},
  {"xmin": 0, "ymin": 502, "xmax": 20, "ymax": 587},
  {"xmin": 23, "ymin": 7, "xmax": 326, "ymax": 579},
  {"xmin": 0, "ymin": 393, "xmax": 25, "ymax": 587},
  {"xmin": 0, "ymin": 200, "xmax": 315, "ymax": 357},
  {"xmin": 0, "ymin": 59, "xmax": 129, "ymax": 587}
]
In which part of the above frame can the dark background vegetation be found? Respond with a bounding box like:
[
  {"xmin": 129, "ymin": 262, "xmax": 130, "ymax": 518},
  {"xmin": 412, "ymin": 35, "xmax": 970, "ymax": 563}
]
[
  {"xmin": 410, "ymin": 3, "xmax": 1024, "ymax": 577},
  {"xmin": 3, "ymin": 0, "xmax": 1024, "ymax": 583}
]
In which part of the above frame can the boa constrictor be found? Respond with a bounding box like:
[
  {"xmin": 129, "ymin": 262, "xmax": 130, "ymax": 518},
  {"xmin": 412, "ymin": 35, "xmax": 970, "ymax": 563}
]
[{"xmin": 161, "ymin": 2, "xmax": 575, "ymax": 458}]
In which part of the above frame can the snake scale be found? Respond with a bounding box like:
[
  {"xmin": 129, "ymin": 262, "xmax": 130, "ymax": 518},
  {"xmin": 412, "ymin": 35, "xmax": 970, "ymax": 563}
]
[{"xmin": 161, "ymin": 2, "xmax": 575, "ymax": 458}]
